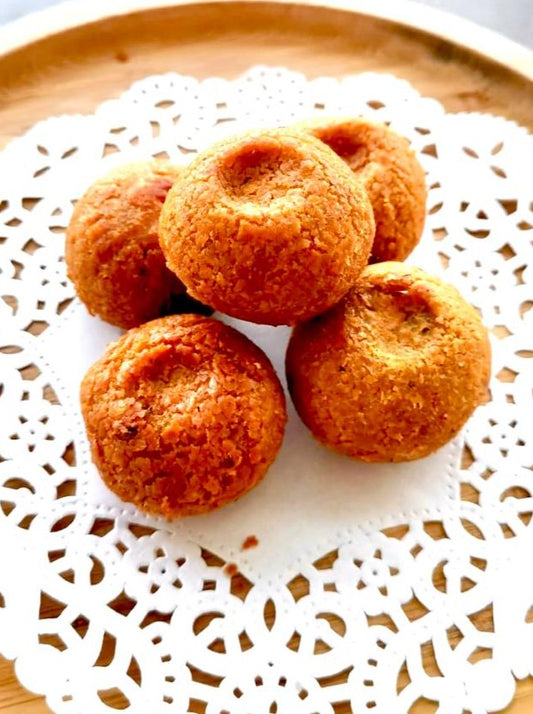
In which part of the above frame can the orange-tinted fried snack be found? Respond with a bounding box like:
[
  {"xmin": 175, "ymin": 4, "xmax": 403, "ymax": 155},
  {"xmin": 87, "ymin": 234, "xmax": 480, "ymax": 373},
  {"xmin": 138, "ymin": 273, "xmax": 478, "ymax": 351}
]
[
  {"xmin": 159, "ymin": 129, "xmax": 375, "ymax": 326},
  {"xmin": 297, "ymin": 117, "xmax": 427, "ymax": 262},
  {"xmin": 286, "ymin": 262, "xmax": 491, "ymax": 462},
  {"xmin": 81, "ymin": 314, "xmax": 287, "ymax": 516},
  {"xmin": 66, "ymin": 161, "xmax": 199, "ymax": 329}
]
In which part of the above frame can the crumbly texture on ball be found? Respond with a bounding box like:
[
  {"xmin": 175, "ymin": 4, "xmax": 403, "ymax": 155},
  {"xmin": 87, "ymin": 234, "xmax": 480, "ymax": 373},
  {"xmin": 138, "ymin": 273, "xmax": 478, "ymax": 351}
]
[
  {"xmin": 66, "ymin": 161, "xmax": 190, "ymax": 329},
  {"xmin": 159, "ymin": 129, "xmax": 375, "ymax": 325},
  {"xmin": 286, "ymin": 262, "xmax": 491, "ymax": 462},
  {"xmin": 296, "ymin": 117, "xmax": 427, "ymax": 263},
  {"xmin": 81, "ymin": 314, "xmax": 287, "ymax": 516}
]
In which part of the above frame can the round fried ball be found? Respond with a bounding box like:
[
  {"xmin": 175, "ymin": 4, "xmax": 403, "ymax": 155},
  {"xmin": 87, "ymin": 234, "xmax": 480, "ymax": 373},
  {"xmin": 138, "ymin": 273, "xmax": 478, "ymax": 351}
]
[
  {"xmin": 159, "ymin": 129, "xmax": 375, "ymax": 326},
  {"xmin": 66, "ymin": 161, "xmax": 193, "ymax": 329},
  {"xmin": 81, "ymin": 314, "xmax": 287, "ymax": 516},
  {"xmin": 297, "ymin": 117, "xmax": 427, "ymax": 262},
  {"xmin": 286, "ymin": 262, "xmax": 491, "ymax": 462}
]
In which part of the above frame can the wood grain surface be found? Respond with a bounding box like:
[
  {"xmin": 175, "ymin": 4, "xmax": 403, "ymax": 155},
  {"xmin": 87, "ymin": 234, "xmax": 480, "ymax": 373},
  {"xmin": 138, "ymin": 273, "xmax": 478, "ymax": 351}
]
[{"xmin": 0, "ymin": 1, "xmax": 532, "ymax": 712}]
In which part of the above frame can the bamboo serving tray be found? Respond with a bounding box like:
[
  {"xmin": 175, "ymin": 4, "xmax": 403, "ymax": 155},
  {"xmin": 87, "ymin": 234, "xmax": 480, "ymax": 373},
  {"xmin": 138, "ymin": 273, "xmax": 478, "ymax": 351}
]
[{"xmin": 0, "ymin": 1, "xmax": 532, "ymax": 712}]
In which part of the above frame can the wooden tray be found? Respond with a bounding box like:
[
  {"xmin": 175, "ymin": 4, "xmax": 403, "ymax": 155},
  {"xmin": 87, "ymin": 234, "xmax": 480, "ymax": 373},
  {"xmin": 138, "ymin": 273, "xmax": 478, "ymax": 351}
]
[{"xmin": 0, "ymin": 1, "xmax": 532, "ymax": 712}]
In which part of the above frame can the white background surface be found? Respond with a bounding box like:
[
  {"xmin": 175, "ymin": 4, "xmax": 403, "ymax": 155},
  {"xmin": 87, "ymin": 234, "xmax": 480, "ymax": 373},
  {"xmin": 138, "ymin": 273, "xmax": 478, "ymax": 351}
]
[{"xmin": 0, "ymin": 0, "xmax": 532, "ymax": 49}]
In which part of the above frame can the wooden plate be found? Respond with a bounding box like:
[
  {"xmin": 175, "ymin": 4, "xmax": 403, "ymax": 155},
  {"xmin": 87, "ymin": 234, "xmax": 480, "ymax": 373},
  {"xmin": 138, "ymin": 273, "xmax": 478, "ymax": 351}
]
[
  {"xmin": 1, "ymin": 0, "xmax": 533, "ymax": 152},
  {"xmin": 0, "ymin": 1, "xmax": 532, "ymax": 712}
]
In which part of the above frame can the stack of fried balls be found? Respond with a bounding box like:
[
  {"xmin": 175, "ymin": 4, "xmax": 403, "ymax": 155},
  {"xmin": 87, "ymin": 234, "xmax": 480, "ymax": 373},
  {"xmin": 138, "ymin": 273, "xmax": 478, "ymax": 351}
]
[{"xmin": 67, "ymin": 118, "xmax": 491, "ymax": 517}]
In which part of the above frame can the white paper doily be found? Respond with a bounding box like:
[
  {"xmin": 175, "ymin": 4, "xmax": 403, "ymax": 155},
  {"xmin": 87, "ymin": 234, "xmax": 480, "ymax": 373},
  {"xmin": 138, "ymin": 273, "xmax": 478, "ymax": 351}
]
[{"xmin": 0, "ymin": 66, "xmax": 532, "ymax": 714}]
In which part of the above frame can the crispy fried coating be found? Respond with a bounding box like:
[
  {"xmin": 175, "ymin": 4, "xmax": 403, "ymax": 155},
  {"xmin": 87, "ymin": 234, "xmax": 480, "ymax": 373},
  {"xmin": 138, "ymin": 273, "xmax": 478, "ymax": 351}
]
[
  {"xmin": 66, "ymin": 161, "xmax": 192, "ymax": 329},
  {"xmin": 286, "ymin": 262, "xmax": 491, "ymax": 462},
  {"xmin": 81, "ymin": 314, "xmax": 287, "ymax": 516},
  {"xmin": 296, "ymin": 117, "xmax": 427, "ymax": 262},
  {"xmin": 159, "ymin": 129, "xmax": 375, "ymax": 325}
]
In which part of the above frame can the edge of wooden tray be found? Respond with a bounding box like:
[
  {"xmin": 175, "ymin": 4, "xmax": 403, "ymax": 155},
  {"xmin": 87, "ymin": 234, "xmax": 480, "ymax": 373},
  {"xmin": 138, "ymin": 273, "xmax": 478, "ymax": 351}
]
[{"xmin": 0, "ymin": 0, "xmax": 532, "ymax": 82}]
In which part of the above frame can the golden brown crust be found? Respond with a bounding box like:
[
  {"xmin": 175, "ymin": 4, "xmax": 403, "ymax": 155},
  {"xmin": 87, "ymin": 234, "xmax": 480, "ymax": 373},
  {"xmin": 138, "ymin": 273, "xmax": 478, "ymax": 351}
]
[
  {"xmin": 80, "ymin": 314, "xmax": 287, "ymax": 516},
  {"xmin": 295, "ymin": 117, "xmax": 427, "ymax": 263},
  {"xmin": 286, "ymin": 262, "xmax": 491, "ymax": 462},
  {"xmin": 65, "ymin": 160, "xmax": 187, "ymax": 329},
  {"xmin": 159, "ymin": 129, "xmax": 375, "ymax": 325}
]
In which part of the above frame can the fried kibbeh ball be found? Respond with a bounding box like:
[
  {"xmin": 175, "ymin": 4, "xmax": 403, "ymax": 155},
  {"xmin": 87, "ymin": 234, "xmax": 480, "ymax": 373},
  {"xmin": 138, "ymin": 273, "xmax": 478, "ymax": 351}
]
[
  {"xmin": 159, "ymin": 129, "xmax": 375, "ymax": 326},
  {"xmin": 296, "ymin": 117, "xmax": 427, "ymax": 263},
  {"xmin": 286, "ymin": 262, "xmax": 491, "ymax": 462},
  {"xmin": 80, "ymin": 314, "xmax": 287, "ymax": 517},
  {"xmin": 66, "ymin": 161, "xmax": 208, "ymax": 329}
]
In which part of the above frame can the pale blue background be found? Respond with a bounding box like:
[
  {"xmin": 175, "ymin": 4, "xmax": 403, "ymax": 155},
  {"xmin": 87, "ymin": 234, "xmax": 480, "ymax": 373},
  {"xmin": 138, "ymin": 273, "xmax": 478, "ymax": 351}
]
[{"xmin": 1, "ymin": 0, "xmax": 532, "ymax": 49}]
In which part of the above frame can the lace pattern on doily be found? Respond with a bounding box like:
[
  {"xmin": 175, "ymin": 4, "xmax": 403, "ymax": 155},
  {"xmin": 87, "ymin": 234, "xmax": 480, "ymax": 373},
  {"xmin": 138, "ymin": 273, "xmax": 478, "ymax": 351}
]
[{"xmin": 0, "ymin": 67, "xmax": 532, "ymax": 714}]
